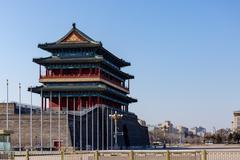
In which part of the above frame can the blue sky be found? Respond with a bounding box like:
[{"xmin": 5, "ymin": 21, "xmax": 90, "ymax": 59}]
[{"xmin": 0, "ymin": 1, "xmax": 240, "ymax": 131}]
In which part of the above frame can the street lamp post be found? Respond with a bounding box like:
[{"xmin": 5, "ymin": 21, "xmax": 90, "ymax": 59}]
[
  {"xmin": 162, "ymin": 125, "xmax": 168, "ymax": 149},
  {"xmin": 109, "ymin": 111, "xmax": 123, "ymax": 149}
]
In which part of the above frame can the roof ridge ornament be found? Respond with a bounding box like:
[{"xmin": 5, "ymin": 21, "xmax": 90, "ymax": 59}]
[{"xmin": 72, "ymin": 23, "xmax": 76, "ymax": 29}]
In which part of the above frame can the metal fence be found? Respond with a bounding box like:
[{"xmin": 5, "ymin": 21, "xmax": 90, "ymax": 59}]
[
  {"xmin": 4, "ymin": 150, "xmax": 240, "ymax": 160},
  {"xmin": 207, "ymin": 151, "xmax": 240, "ymax": 160}
]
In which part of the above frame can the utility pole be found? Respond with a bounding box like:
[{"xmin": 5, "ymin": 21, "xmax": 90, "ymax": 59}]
[{"xmin": 109, "ymin": 111, "xmax": 123, "ymax": 149}]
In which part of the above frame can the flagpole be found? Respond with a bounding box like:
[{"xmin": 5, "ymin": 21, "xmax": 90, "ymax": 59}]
[
  {"xmin": 80, "ymin": 98, "xmax": 82, "ymax": 151},
  {"xmin": 106, "ymin": 107, "xmax": 109, "ymax": 150},
  {"xmin": 40, "ymin": 88, "xmax": 43, "ymax": 152},
  {"xmin": 102, "ymin": 107, "xmax": 104, "ymax": 150},
  {"xmin": 92, "ymin": 100, "xmax": 94, "ymax": 150},
  {"xmin": 58, "ymin": 92, "xmax": 61, "ymax": 151},
  {"xmin": 6, "ymin": 80, "xmax": 9, "ymax": 130},
  {"xmin": 110, "ymin": 109, "xmax": 113, "ymax": 150},
  {"xmin": 19, "ymin": 83, "xmax": 22, "ymax": 152},
  {"xmin": 97, "ymin": 105, "xmax": 99, "ymax": 150},
  {"xmin": 50, "ymin": 91, "xmax": 52, "ymax": 151},
  {"xmin": 86, "ymin": 100, "xmax": 88, "ymax": 150},
  {"xmin": 66, "ymin": 96, "xmax": 69, "ymax": 149},
  {"xmin": 73, "ymin": 97, "xmax": 76, "ymax": 150},
  {"xmin": 30, "ymin": 86, "xmax": 33, "ymax": 151}
]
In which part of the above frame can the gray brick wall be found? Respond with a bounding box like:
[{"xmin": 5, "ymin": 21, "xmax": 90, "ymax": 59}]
[
  {"xmin": 0, "ymin": 103, "xmax": 15, "ymax": 115},
  {"xmin": 0, "ymin": 113, "xmax": 71, "ymax": 149}
]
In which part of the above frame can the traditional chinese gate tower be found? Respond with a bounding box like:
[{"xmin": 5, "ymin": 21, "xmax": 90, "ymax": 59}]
[{"xmin": 30, "ymin": 23, "xmax": 149, "ymax": 150}]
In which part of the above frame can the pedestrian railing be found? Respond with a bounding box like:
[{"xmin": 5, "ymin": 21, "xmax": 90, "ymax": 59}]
[
  {"xmin": 207, "ymin": 151, "xmax": 240, "ymax": 160},
  {"xmin": 12, "ymin": 150, "xmax": 240, "ymax": 160}
]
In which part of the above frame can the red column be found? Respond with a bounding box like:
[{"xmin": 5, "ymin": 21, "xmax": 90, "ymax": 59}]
[
  {"xmin": 98, "ymin": 68, "xmax": 101, "ymax": 77},
  {"xmin": 89, "ymin": 97, "xmax": 91, "ymax": 109},
  {"xmin": 97, "ymin": 96, "xmax": 100, "ymax": 105},
  {"xmin": 60, "ymin": 69, "xmax": 63, "ymax": 77},
  {"xmin": 85, "ymin": 98, "xmax": 87, "ymax": 110},
  {"xmin": 100, "ymin": 97, "xmax": 102, "ymax": 105},
  {"xmin": 79, "ymin": 97, "xmax": 82, "ymax": 111},
  {"xmin": 92, "ymin": 97, "xmax": 94, "ymax": 107}
]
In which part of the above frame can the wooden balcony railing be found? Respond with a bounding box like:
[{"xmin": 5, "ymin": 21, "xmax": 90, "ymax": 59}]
[
  {"xmin": 40, "ymin": 74, "xmax": 129, "ymax": 91},
  {"xmin": 40, "ymin": 74, "xmax": 99, "ymax": 79}
]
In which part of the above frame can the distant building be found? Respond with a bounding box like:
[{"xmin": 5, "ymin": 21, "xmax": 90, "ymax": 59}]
[
  {"xmin": 158, "ymin": 121, "xmax": 178, "ymax": 134},
  {"xmin": 232, "ymin": 111, "xmax": 240, "ymax": 131},
  {"xmin": 159, "ymin": 121, "xmax": 174, "ymax": 133},
  {"xmin": 190, "ymin": 126, "xmax": 206, "ymax": 137},
  {"xmin": 176, "ymin": 125, "xmax": 188, "ymax": 144},
  {"xmin": 147, "ymin": 125, "xmax": 159, "ymax": 132},
  {"xmin": 176, "ymin": 125, "xmax": 189, "ymax": 135},
  {"xmin": 190, "ymin": 127, "xmax": 198, "ymax": 135}
]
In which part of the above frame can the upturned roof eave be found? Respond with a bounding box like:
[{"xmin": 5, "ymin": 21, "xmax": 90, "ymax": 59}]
[
  {"xmin": 99, "ymin": 46, "xmax": 131, "ymax": 67},
  {"xmin": 28, "ymin": 85, "xmax": 137, "ymax": 103},
  {"xmin": 33, "ymin": 56, "xmax": 104, "ymax": 65},
  {"xmin": 28, "ymin": 85, "xmax": 106, "ymax": 93},
  {"xmin": 38, "ymin": 42, "xmax": 101, "ymax": 51},
  {"xmin": 32, "ymin": 56, "xmax": 134, "ymax": 79}
]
